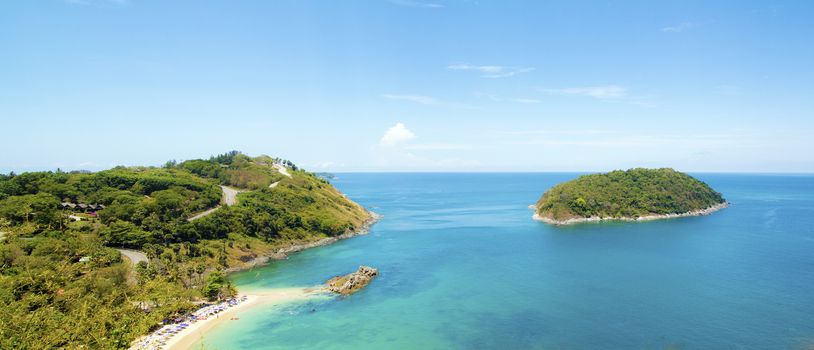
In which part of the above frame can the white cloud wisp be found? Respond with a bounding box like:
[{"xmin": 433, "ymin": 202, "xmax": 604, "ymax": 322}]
[
  {"xmin": 380, "ymin": 122, "xmax": 416, "ymax": 147},
  {"xmin": 447, "ymin": 63, "xmax": 534, "ymax": 78}
]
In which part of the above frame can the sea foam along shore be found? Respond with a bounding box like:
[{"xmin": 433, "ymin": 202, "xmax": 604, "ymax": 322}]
[
  {"xmin": 531, "ymin": 202, "xmax": 730, "ymax": 225},
  {"xmin": 226, "ymin": 210, "xmax": 382, "ymax": 273},
  {"xmin": 131, "ymin": 287, "xmax": 328, "ymax": 350}
]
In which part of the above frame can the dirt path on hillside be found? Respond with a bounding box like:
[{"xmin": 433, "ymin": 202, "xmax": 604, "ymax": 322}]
[
  {"xmin": 188, "ymin": 185, "xmax": 243, "ymax": 221},
  {"xmin": 220, "ymin": 185, "xmax": 241, "ymax": 205},
  {"xmin": 116, "ymin": 248, "xmax": 148, "ymax": 265},
  {"xmin": 273, "ymin": 164, "xmax": 292, "ymax": 178}
]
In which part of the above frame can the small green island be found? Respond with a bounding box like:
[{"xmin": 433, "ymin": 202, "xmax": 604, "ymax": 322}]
[{"xmin": 533, "ymin": 168, "xmax": 728, "ymax": 225}]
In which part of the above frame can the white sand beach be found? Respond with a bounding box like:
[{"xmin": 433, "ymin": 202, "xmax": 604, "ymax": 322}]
[{"xmin": 131, "ymin": 287, "xmax": 324, "ymax": 350}]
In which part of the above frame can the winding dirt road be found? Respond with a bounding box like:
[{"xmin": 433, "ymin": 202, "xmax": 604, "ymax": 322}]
[
  {"xmin": 188, "ymin": 207, "xmax": 219, "ymax": 221},
  {"xmin": 188, "ymin": 185, "xmax": 243, "ymax": 221},
  {"xmin": 273, "ymin": 164, "xmax": 292, "ymax": 178},
  {"xmin": 220, "ymin": 185, "xmax": 240, "ymax": 206},
  {"xmin": 116, "ymin": 248, "xmax": 148, "ymax": 265}
]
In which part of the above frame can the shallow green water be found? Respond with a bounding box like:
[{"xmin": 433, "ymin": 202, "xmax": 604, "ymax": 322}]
[{"xmin": 196, "ymin": 173, "xmax": 814, "ymax": 349}]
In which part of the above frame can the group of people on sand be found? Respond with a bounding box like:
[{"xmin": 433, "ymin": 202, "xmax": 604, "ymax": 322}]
[{"xmin": 132, "ymin": 295, "xmax": 248, "ymax": 350}]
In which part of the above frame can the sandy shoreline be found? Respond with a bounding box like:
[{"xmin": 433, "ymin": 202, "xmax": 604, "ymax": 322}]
[
  {"xmin": 145, "ymin": 288, "xmax": 325, "ymax": 350},
  {"xmin": 132, "ymin": 210, "xmax": 380, "ymax": 349},
  {"xmin": 531, "ymin": 202, "xmax": 730, "ymax": 225}
]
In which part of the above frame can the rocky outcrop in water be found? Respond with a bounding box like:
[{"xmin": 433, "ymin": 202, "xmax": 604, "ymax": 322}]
[{"xmin": 325, "ymin": 266, "xmax": 378, "ymax": 295}]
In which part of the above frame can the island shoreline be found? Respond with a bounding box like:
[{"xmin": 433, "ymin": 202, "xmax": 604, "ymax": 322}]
[{"xmin": 531, "ymin": 202, "xmax": 729, "ymax": 225}]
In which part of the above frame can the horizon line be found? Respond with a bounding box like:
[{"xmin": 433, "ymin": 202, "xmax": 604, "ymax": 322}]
[{"xmin": 3, "ymin": 166, "xmax": 813, "ymax": 176}]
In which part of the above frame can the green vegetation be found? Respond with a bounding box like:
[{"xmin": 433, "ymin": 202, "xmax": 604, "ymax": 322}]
[
  {"xmin": 535, "ymin": 168, "xmax": 725, "ymax": 221},
  {"xmin": 0, "ymin": 151, "xmax": 371, "ymax": 349},
  {"xmin": 177, "ymin": 151, "xmax": 291, "ymax": 190},
  {"xmin": 0, "ymin": 235, "xmax": 195, "ymax": 348}
]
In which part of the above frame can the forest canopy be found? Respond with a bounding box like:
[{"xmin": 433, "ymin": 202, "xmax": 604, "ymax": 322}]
[
  {"xmin": 535, "ymin": 168, "xmax": 725, "ymax": 221},
  {"xmin": 0, "ymin": 151, "xmax": 371, "ymax": 348}
]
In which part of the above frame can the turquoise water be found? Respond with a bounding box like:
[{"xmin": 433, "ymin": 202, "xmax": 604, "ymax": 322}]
[{"xmin": 198, "ymin": 173, "xmax": 814, "ymax": 349}]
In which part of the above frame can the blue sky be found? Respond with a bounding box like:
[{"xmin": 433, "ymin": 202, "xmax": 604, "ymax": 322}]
[{"xmin": 1, "ymin": 0, "xmax": 813, "ymax": 173}]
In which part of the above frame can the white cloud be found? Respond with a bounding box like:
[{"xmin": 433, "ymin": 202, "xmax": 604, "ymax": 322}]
[
  {"xmin": 374, "ymin": 151, "xmax": 482, "ymax": 170},
  {"xmin": 404, "ymin": 143, "xmax": 474, "ymax": 150},
  {"xmin": 515, "ymin": 133, "xmax": 745, "ymax": 148},
  {"xmin": 380, "ymin": 123, "xmax": 416, "ymax": 147},
  {"xmin": 381, "ymin": 94, "xmax": 439, "ymax": 105},
  {"xmin": 661, "ymin": 22, "xmax": 698, "ymax": 33},
  {"xmin": 371, "ymin": 122, "xmax": 484, "ymax": 171},
  {"xmin": 511, "ymin": 98, "xmax": 541, "ymax": 104},
  {"xmin": 540, "ymin": 86, "xmax": 656, "ymax": 107},
  {"xmin": 542, "ymin": 85, "xmax": 628, "ymax": 99},
  {"xmin": 448, "ymin": 63, "xmax": 534, "ymax": 78},
  {"xmin": 381, "ymin": 94, "xmax": 473, "ymax": 108},
  {"xmin": 306, "ymin": 161, "xmax": 345, "ymax": 170},
  {"xmin": 498, "ymin": 129, "xmax": 614, "ymax": 136},
  {"xmin": 389, "ymin": 0, "xmax": 443, "ymax": 8},
  {"xmin": 473, "ymin": 92, "xmax": 540, "ymax": 104}
]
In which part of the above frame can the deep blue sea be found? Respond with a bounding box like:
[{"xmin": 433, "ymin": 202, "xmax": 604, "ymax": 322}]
[{"xmin": 198, "ymin": 173, "xmax": 814, "ymax": 349}]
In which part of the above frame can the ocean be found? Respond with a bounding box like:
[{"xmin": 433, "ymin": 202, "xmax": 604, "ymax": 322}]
[{"xmin": 196, "ymin": 173, "xmax": 814, "ymax": 349}]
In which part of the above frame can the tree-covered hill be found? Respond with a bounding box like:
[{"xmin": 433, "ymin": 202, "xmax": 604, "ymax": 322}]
[
  {"xmin": 0, "ymin": 151, "xmax": 372, "ymax": 348},
  {"xmin": 535, "ymin": 168, "xmax": 726, "ymax": 222}
]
